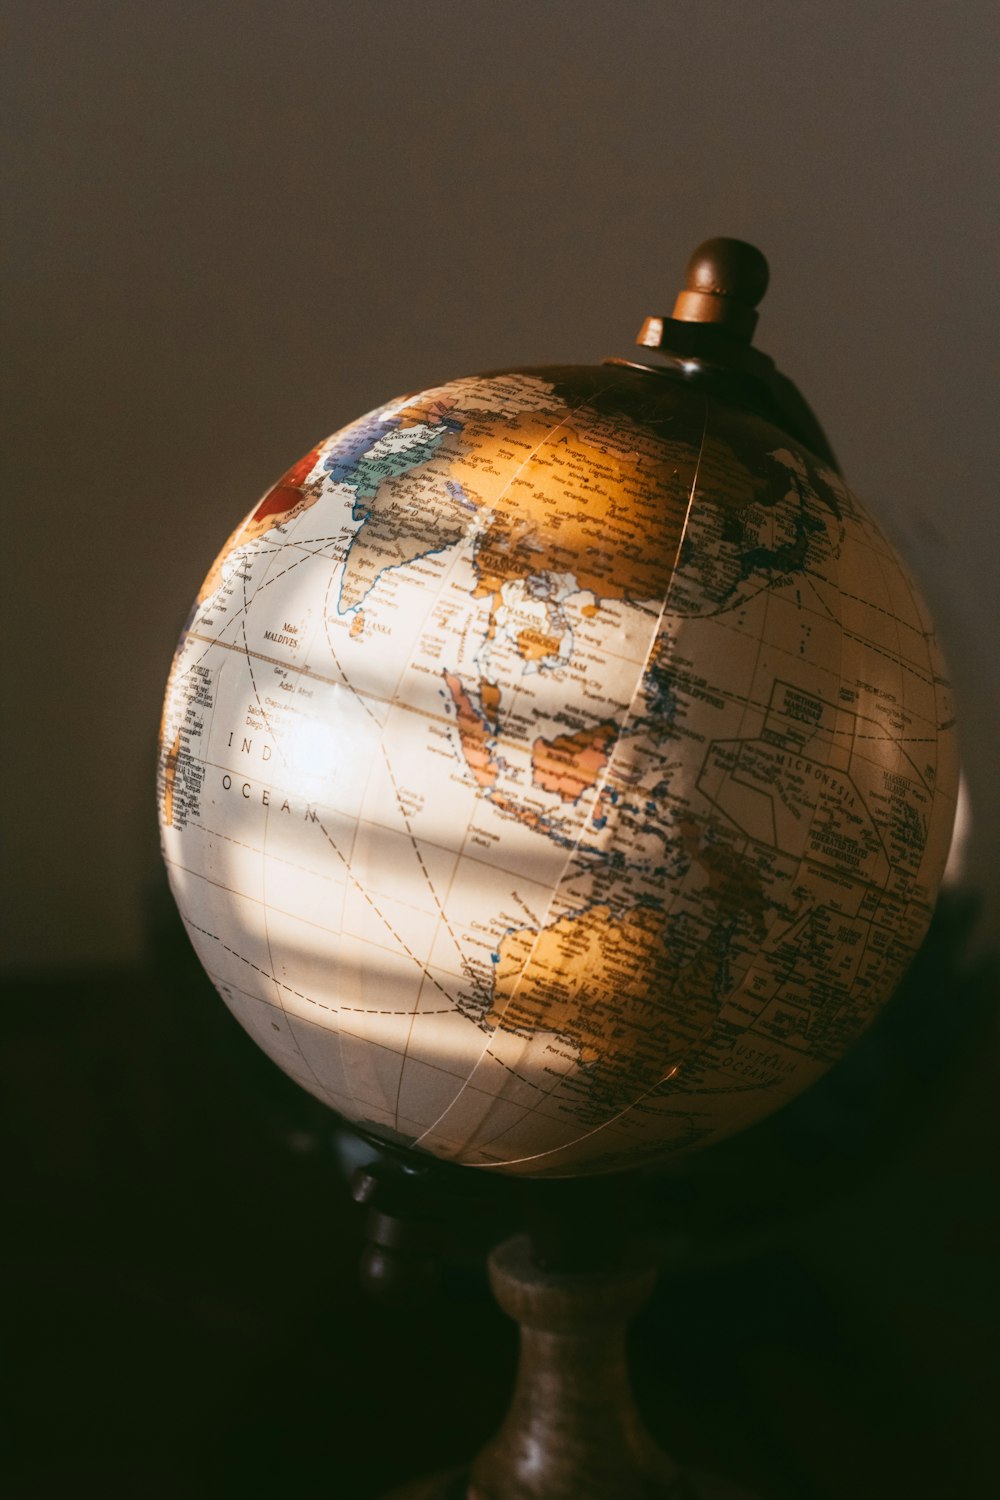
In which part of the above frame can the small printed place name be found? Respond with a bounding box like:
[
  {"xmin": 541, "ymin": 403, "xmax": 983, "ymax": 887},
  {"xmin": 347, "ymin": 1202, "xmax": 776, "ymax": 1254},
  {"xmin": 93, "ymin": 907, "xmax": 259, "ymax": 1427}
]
[
  {"xmin": 263, "ymin": 621, "xmax": 301, "ymax": 650},
  {"xmin": 220, "ymin": 773, "xmax": 319, "ymax": 820}
]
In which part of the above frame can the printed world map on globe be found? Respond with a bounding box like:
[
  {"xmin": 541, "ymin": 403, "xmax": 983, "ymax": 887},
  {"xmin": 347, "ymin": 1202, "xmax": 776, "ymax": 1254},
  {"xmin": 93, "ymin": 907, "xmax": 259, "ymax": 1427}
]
[{"xmin": 158, "ymin": 365, "xmax": 957, "ymax": 1176}]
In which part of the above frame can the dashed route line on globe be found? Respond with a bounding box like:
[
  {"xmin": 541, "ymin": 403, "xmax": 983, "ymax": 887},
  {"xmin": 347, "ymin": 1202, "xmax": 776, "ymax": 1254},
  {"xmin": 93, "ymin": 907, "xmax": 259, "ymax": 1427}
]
[
  {"xmin": 482, "ymin": 1046, "xmax": 560, "ymax": 1096},
  {"xmin": 409, "ymin": 387, "xmax": 710, "ymax": 1152},
  {"xmin": 204, "ymin": 965, "xmax": 469, "ymax": 1062},
  {"xmin": 233, "ymin": 534, "xmax": 457, "ymax": 1126},
  {"xmin": 403, "ymin": 382, "xmax": 669, "ymax": 1144},
  {"xmin": 183, "ymin": 747, "xmax": 606, "ymax": 888},
  {"xmin": 177, "ymin": 527, "xmax": 356, "ymax": 682},
  {"xmin": 822, "ymin": 575, "xmax": 926, "ymax": 633},
  {"xmin": 238, "ymin": 566, "xmax": 331, "ymax": 1094},
  {"xmin": 186, "ymin": 619, "xmax": 941, "ymax": 792},
  {"xmin": 192, "ymin": 820, "xmax": 343, "ymax": 885},
  {"xmin": 185, "ymin": 914, "xmax": 336, "ymax": 1010},
  {"xmin": 317, "ymin": 524, "xmax": 484, "ymax": 1132},
  {"xmin": 185, "ymin": 624, "xmax": 745, "ymax": 764},
  {"xmin": 170, "ymin": 861, "xmax": 456, "ymax": 1016},
  {"xmin": 312, "ymin": 805, "xmax": 462, "ymax": 1013},
  {"xmin": 207, "ymin": 963, "xmax": 603, "ymax": 1144},
  {"xmin": 316, "ymin": 542, "xmax": 475, "ymax": 960},
  {"xmin": 313, "ymin": 378, "xmax": 667, "ymax": 1137},
  {"xmin": 188, "ymin": 914, "xmax": 454, "ymax": 1019},
  {"xmin": 798, "ymin": 569, "xmax": 934, "ymax": 689}
]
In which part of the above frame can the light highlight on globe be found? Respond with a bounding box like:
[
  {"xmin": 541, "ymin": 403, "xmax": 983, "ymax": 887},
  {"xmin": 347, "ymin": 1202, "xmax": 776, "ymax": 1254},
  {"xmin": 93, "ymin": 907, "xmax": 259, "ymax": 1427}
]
[{"xmin": 158, "ymin": 365, "xmax": 958, "ymax": 1176}]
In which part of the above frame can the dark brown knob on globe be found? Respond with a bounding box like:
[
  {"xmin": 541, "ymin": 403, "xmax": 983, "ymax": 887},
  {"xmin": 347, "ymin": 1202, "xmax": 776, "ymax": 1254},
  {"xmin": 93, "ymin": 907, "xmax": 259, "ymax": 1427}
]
[
  {"xmin": 671, "ymin": 237, "xmax": 770, "ymax": 339},
  {"xmin": 635, "ymin": 237, "xmax": 771, "ymax": 352}
]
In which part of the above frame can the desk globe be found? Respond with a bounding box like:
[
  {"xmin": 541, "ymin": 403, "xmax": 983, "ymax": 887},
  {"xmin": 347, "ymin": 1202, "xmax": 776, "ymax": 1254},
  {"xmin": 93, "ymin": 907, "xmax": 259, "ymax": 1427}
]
[{"xmin": 158, "ymin": 240, "xmax": 958, "ymax": 1496}]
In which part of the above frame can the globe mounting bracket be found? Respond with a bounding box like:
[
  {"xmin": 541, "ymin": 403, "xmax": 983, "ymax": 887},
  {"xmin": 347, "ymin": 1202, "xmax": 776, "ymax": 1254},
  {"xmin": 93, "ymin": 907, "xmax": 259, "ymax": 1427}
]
[{"xmin": 606, "ymin": 236, "xmax": 840, "ymax": 471}]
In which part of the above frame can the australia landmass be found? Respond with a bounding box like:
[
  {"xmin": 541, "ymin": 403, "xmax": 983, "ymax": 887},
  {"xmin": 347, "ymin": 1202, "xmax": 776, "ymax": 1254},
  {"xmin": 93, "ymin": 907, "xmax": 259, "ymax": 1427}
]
[
  {"xmin": 485, "ymin": 902, "xmax": 721, "ymax": 1078},
  {"xmin": 480, "ymin": 825, "xmax": 773, "ymax": 1097}
]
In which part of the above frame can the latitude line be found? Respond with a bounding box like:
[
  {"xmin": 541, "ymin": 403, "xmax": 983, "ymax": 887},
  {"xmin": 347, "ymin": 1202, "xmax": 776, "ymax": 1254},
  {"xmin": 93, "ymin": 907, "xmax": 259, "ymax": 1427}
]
[
  {"xmin": 410, "ymin": 386, "xmax": 709, "ymax": 1154},
  {"xmin": 388, "ymin": 388, "xmax": 635, "ymax": 1137}
]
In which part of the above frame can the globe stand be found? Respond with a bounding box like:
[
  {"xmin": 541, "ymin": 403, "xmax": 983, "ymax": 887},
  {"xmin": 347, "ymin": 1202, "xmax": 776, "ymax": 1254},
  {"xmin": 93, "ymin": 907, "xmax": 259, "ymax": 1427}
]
[
  {"xmin": 157, "ymin": 234, "xmax": 957, "ymax": 1497},
  {"xmin": 380, "ymin": 1234, "xmax": 757, "ymax": 1500}
]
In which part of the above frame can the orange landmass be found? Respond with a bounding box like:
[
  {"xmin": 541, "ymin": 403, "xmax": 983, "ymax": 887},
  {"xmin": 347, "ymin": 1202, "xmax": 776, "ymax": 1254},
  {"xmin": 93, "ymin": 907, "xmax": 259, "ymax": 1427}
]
[
  {"xmin": 532, "ymin": 721, "xmax": 618, "ymax": 802},
  {"xmin": 516, "ymin": 627, "xmax": 563, "ymax": 662},
  {"xmin": 350, "ymin": 610, "xmax": 365, "ymax": 638},
  {"xmin": 439, "ymin": 412, "xmax": 695, "ymax": 624},
  {"xmin": 480, "ymin": 679, "xmax": 501, "ymax": 728},
  {"xmin": 252, "ymin": 446, "xmax": 323, "ymax": 523},
  {"xmin": 485, "ymin": 901, "xmax": 723, "ymax": 1078},
  {"xmin": 197, "ymin": 444, "xmax": 324, "ymax": 603},
  {"xmin": 393, "ymin": 394, "xmax": 461, "ymax": 430},
  {"xmin": 162, "ymin": 731, "xmax": 181, "ymax": 828},
  {"xmin": 444, "ymin": 671, "xmax": 497, "ymax": 790},
  {"xmin": 330, "ymin": 388, "xmax": 747, "ymax": 645},
  {"xmin": 490, "ymin": 794, "xmax": 543, "ymax": 832}
]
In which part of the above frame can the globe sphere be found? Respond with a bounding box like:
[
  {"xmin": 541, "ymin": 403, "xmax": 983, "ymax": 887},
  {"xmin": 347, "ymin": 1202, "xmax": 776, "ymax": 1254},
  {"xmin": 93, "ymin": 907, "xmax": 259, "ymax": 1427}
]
[{"xmin": 158, "ymin": 364, "xmax": 958, "ymax": 1176}]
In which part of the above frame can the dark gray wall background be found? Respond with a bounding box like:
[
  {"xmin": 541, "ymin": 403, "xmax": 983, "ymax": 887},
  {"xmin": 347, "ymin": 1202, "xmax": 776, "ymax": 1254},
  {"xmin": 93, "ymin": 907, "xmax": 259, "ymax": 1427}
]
[{"xmin": 5, "ymin": 0, "xmax": 998, "ymax": 971}]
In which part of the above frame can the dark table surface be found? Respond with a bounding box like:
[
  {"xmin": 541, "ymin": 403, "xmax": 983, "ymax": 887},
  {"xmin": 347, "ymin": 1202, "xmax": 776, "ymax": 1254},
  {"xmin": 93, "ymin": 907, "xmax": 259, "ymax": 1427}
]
[{"xmin": 4, "ymin": 892, "xmax": 999, "ymax": 1499}]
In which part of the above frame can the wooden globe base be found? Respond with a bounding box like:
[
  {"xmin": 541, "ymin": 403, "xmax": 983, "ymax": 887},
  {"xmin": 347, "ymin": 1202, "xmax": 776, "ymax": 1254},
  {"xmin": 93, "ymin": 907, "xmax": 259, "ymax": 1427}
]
[{"xmin": 381, "ymin": 1235, "xmax": 757, "ymax": 1500}]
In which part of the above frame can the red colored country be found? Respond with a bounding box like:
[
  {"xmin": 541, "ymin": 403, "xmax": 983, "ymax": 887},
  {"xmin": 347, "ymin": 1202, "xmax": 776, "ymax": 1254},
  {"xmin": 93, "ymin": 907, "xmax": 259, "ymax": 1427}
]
[{"xmin": 253, "ymin": 445, "xmax": 323, "ymax": 522}]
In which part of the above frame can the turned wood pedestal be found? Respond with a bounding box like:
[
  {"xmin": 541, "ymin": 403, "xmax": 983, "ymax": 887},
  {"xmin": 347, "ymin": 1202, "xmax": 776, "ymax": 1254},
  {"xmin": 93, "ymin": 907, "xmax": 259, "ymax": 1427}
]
[{"xmin": 382, "ymin": 1235, "xmax": 756, "ymax": 1500}]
